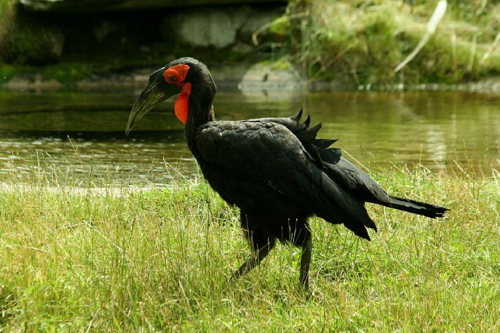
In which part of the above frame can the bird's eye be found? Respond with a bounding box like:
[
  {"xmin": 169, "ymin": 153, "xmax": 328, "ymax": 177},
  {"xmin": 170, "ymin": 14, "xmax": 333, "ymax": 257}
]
[{"xmin": 163, "ymin": 64, "xmax": 190, "ymax": 84}]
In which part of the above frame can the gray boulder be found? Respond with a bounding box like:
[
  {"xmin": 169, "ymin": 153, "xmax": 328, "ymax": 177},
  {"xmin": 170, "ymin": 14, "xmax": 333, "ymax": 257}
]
[
  {"xmin": 162, "ymin": 8, "xmax": 238, "ymax": 49},
  {"xmin": 239, "ymin": 59, "xmax": 305, "ymax": 91},
  {"xmin": 160, "ymin": 5, "xmax": 284, "ymax": 50}
]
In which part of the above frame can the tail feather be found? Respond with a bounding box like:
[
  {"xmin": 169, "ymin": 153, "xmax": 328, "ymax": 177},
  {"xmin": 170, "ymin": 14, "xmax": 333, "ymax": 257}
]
[{"xmin": 382, "ymin": 196, "xmax": 449, "ymax": 218}]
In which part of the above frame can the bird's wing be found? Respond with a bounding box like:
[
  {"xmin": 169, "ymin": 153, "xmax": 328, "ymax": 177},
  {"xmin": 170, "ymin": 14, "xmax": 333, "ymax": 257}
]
[
  {"xmin": 268, "ymin": 110, "xmax": 435, "ymax": 212},
  {"xmin": 195, "ymin": 118, "xmax": 376, "ymax": 239},
  {"xmin": 253, "ymin": 109, "xmax": 391, "ymax": 205},
  {"xmin": 324, "ymin": 158, "xmax": 392, "ymax": 204},
  {"xmin": 246, "ymin": 108, "xmax": 342, "ymax": 166},
  {"xmin": 287, "ymin": 109, "xmax": 391, "ymax": 205}
]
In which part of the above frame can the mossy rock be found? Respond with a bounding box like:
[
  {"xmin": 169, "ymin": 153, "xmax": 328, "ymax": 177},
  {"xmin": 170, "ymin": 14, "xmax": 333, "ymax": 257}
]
[{"xmin": 0, "ymin": 8, "xmax": 65, "ymax": 65}]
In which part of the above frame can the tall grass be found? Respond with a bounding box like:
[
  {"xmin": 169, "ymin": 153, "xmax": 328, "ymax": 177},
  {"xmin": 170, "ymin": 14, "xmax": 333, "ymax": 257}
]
[
  {"xmin": 281, "ymin": 0, "xmax": 500, "ymax": 85},
  {"xmin": 0, "ymin": 163, "xmax": 498, "ymax": 330}
]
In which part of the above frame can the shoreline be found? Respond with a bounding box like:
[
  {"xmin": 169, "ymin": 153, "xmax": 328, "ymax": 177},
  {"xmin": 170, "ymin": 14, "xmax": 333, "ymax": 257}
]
[{"xmin": 1, "ymin": 69, "xmax": 499, "ymax": 94}]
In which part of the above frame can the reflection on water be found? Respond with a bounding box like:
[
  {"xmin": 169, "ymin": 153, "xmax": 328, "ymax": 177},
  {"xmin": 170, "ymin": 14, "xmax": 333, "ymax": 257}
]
[{"xmin": 0, "ymin": 90, "xmax": 498, "ymax": 187}]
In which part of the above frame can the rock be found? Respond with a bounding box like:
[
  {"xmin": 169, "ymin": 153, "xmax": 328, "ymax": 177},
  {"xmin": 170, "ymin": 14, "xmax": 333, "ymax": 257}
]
[
  {"xmin": 231, "ymin": 42, "xmax": 254, "ymax": 54},
  {"xmin": 5, "ymin": 77, "xmax": 31, "ymax": 90},
  {"xmin": 4, "ymin": 75, "xmax": 62, "ymax": 91},
  {"xmin": 162, "ymin": 8, "xmax": 237, "ymax": 49},
  {"xmin": 239, "ymin": 59, "xmax": 305, "ymax": 91},
  {"xmin": 0, "ymin": 17, "xmax": 65, "ymax": 65},
  {"xmin": 33, "ymin": 76, "xmax": 63, "ymax": 90},
  {"xmin": 230, "ymin": 5, "xmax": 252, "ymax": 31},
  {"xmin": 476, "ymin": 77, "xmax": 500, "ymax": 94},
  {"xmin": 160, "ymin": 5, "xmax": 284, "ymax": 50},
  {"xmin": 93, "ymin": 19, "xmax": 120, "ymax": 43}
]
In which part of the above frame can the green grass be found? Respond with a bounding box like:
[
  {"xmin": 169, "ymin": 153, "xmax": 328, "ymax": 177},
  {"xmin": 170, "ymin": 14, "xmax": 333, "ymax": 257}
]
[{"xmin": 0, "ymin": 165, "xmax": 498, "ymax": 331}]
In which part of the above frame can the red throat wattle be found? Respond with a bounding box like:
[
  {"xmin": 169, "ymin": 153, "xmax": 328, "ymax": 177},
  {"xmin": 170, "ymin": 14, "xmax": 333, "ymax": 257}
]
[
  {"xmin": 175, "ymin": 83, "xmax": 191, "ymax": 124},
  {"xmin": 163, "ymin": 64, "xmax": 191, "ymax": 124}
]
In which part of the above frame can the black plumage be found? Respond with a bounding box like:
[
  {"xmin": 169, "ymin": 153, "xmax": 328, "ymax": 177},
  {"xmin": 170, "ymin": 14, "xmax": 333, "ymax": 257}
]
[{"xmin": 126, "ymin": 58, "xmax": 449, "ymax": 290}]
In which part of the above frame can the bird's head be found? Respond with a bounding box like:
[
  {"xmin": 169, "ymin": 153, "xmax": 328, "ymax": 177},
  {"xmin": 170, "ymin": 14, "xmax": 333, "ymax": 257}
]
[{"xmin": 126, "ymin": 57, "xmax": 216, "ymax": 135}]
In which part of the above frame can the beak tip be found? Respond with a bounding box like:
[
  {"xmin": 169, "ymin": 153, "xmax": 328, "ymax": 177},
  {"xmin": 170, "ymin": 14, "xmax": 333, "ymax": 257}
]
[{"xmin": 125, "ymin": 117, "xmax": 134, "ymax": 136}]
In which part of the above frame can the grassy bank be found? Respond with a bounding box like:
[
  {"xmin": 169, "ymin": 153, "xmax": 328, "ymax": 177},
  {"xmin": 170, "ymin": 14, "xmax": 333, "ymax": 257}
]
[
  {"xmin": 0, "ymin": 165, "xmax": 498, "ymax": 330},
  {"xmin": 284, "ymin": 0, "xmax": 500, "ymax": 84}
]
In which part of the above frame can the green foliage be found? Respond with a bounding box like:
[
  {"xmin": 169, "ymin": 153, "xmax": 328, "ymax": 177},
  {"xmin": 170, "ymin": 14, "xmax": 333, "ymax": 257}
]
[
  {"xmin": 41, "ymin": 63, "xmax": 95, "ymax": 84},
  {"xmin": 268, "ymin": 17, "xmax": 291, "ymax": 38},
  {"xmin": 284, "ymin": 0, "xmax": 500, "ymax": 85},
  {"xmin": 0, "ymin": 164, "xmax": 498, "ymax": 330},
  {"xmin": 0, "ymin": 0, "xmax": 16, "ymax": 14},
  {"xmin": 0, "ymin": 63, "xmax": 17, "ymax": 81}
]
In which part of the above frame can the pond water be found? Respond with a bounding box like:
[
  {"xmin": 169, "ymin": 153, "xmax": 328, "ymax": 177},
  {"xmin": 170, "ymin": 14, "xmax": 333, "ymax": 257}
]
[{"xmin": 0, "ymin": 89, "xmax": 498, "ymax": 187}]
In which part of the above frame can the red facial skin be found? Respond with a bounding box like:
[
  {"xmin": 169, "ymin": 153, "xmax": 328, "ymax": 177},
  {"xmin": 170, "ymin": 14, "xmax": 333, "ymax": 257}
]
[{"xmin": 164, "ymin": 64, "xmax": 191, "ymax": 124}]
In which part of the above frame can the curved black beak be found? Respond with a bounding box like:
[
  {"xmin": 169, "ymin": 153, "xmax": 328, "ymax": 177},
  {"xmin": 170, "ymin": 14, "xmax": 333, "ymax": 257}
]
[{"xmin": 126, "ymin": 67, "xmax": 179, "ymax": 135}]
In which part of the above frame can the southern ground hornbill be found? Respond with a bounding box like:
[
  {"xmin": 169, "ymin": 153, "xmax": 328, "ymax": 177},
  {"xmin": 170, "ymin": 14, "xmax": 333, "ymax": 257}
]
[{"xmin": 126, "ymin": 57, "xmax": 448, "ymax": 290}]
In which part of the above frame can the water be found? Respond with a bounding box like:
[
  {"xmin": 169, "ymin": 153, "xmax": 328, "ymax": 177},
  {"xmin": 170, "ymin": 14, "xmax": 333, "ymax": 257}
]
[{"xmin": 0, "ymin": 90, "xmax": 498, "ymax": 187}]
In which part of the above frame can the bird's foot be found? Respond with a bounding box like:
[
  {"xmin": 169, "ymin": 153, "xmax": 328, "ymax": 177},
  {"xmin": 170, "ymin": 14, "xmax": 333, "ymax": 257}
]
[{"xmin": 228, "ymin": 270, "xmax": 242, "ymax": 284}]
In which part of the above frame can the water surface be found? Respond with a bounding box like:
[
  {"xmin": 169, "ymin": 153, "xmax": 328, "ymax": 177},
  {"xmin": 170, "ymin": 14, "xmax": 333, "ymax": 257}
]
[{"xmin": 0, "ymin": 90, "xmax": 498, "ymax": 187}]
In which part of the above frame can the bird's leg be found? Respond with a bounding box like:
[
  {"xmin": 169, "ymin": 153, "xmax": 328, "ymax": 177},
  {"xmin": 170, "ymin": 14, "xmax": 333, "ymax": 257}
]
[
  {"xmin": 299, "ymin": 233, "xmax": 312, "ymax": 291},
  {"xmin": 231, "ymin": 239, "xmax": 274, "ymax": 281},
  {"xmin": 231, "ymin": 211, "xmax": 274, "ymax": 281}
]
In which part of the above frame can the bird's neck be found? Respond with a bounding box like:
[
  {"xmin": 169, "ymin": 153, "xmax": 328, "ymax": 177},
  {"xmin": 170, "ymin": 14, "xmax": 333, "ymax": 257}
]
[{"xmin": 184, "ymin": 85, "xmax": 215, "ymax": 157}]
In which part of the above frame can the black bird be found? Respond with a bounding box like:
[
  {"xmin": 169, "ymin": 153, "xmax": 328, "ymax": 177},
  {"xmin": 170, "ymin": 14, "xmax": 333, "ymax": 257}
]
[{"xmin": 126, "ymin": 57, "xmax": 448, "ymax": 290}]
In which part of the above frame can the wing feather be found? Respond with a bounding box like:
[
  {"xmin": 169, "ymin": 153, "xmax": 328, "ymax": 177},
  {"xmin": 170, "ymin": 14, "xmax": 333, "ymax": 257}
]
[{"xmin": 196, "ymin": 120, "xmax": 374, "ymax": 239}]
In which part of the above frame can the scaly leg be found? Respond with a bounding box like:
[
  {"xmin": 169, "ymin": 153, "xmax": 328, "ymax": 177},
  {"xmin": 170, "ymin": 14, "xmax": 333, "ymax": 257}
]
[
  {"xmin": 231, "ymin": 241, "xmax": 273, "ymax": 280},
  {"xmin": 231, "ymin": 211, "xmax": 275, "ymax": 281},
  {"xmin": 299, "ymin": 233, "xmax": 312, "ymax": 291}
]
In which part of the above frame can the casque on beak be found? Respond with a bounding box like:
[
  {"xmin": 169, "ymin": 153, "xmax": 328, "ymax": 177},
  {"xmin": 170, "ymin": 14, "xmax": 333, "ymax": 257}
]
[{"xmin": 125, "ymin": 67, "xmax": 180, "ymax": 135}]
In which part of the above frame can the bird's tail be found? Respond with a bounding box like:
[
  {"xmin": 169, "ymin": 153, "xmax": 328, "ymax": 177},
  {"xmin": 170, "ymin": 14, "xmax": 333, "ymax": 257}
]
[{"xmin": 378, "ymin": 196, "xmax": 449, "ymax": 218}]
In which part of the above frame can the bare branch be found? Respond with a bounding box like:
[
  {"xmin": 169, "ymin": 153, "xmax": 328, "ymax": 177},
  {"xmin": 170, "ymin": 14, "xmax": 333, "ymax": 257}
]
[{"xmin": 395, "ymin": 0, "xmax": 448, "ymax": 73}]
